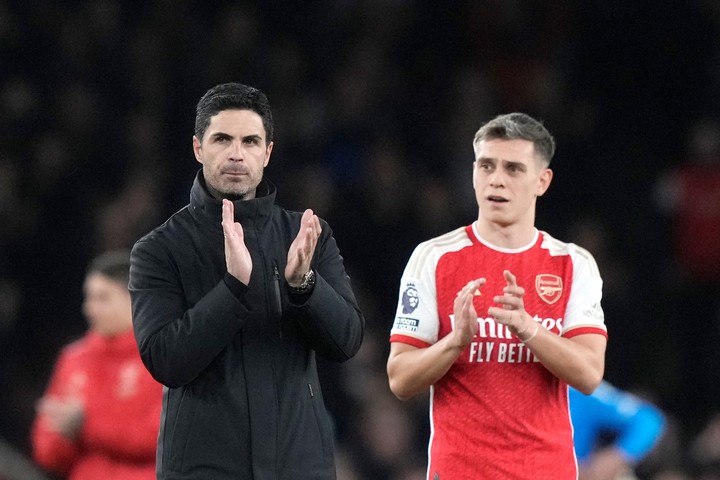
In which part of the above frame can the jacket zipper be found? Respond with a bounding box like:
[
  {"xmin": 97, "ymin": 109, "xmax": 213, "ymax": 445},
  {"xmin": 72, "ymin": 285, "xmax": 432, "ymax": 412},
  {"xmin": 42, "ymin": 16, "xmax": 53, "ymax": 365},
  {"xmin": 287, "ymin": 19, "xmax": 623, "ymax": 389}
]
[{"xmin": 272, "ymin": 265, "xmax": 283, "ymax": 337}]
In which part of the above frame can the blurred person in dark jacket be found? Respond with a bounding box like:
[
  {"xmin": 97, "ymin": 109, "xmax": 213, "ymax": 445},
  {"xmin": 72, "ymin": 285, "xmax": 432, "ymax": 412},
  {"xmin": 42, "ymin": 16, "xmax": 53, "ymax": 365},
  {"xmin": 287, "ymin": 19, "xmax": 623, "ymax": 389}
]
[{"xmin": 129, "ymin": 82, "xmax": 364, "ymax": 480}]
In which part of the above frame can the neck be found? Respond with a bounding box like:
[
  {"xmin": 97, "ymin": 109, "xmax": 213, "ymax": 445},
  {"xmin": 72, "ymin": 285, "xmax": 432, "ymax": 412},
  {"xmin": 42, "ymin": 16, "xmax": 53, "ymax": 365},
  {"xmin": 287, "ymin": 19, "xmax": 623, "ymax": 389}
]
[{"xmin": 474, "ymin": 219, "xmax": 537, "ymax": 250}]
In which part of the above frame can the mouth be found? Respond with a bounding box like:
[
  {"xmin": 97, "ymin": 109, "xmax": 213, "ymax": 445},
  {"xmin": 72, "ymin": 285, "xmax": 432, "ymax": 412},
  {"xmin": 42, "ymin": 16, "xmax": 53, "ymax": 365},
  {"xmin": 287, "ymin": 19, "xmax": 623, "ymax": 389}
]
[
  {"xmin": 222, "ymin": 169, "xmax": 248, "ymax": 177},
  {"xmin": 487, "ymin": 195, "xmax": 508, "ymax": 203}
]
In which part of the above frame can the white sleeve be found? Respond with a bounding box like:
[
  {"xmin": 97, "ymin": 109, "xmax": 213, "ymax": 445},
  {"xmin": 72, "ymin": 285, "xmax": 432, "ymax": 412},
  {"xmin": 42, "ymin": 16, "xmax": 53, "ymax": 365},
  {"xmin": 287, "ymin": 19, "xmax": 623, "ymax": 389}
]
[
  {"xmin": 562, "ymin": 245, "xmax": 606, "ymax": 336},
  {"xmin": 390, "ymin": 242, "xmax": 440, "ymax": 345}
]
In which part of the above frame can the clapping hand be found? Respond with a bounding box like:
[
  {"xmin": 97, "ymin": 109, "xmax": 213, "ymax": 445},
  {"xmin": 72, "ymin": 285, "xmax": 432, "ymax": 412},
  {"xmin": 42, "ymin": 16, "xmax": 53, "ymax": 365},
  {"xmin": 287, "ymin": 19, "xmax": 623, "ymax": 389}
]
[
  {"xmin": 285, "ymin": 209, "xmax": 321, "ymax": 287},
  {"xmin": 222, "ymin": 199, "xmax": 253, "ymax": 285},
  {"xmin": 37, "ymin": 395, "xmax": 84, "ymax": 440},
  {"xmin": 451, "ymin": 278, "xmax": 486, "ymax": 348}
]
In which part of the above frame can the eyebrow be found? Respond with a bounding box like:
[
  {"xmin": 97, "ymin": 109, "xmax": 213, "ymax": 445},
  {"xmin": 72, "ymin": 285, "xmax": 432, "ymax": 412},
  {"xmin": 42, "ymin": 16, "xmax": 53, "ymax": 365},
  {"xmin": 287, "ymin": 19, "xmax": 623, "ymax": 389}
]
[
  {"xmin": 477, "ymin": 157, "xmax": 528, "ymax": 170},
  {"xmin": 208, "ymin": 132, "xmax": 230, "ymax": 140},
  {"xmin": 502, "ymin": 159, "xmax": 527, "ymax": 170},
  {"xmin": 209, "ymin": 132, "xmax": 264, "ymax": 142}
]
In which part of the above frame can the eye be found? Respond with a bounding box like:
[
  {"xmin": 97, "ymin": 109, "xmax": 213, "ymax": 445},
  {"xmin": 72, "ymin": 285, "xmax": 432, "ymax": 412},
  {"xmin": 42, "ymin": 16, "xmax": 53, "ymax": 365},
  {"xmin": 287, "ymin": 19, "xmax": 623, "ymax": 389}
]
[
  {"xmin": 479, "ymin": 161, "xmax": 493, "ymax": 171},
  {"xmin": 506, "ymin": 163, "xmax": 525, "ymax": 174}
]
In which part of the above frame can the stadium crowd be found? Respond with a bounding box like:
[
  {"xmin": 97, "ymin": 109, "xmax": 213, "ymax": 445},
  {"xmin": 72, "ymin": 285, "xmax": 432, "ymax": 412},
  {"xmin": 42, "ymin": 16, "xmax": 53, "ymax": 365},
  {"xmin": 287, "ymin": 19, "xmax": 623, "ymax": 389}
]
[{"xmin": 1, "ymin": 1, "xmax": 720, "ymax": 478}]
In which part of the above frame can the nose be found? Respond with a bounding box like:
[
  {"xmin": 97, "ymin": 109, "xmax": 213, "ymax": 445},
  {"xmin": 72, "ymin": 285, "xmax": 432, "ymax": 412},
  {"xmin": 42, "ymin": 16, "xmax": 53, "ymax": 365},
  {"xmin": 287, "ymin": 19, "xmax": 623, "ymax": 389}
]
[
  {"xmin": 488, "ymin": 168, "xmax": 505, "ymax": 188},
  {"xmin": 228, "ymin": 140, "xmax": 244, "ymax": 162}
]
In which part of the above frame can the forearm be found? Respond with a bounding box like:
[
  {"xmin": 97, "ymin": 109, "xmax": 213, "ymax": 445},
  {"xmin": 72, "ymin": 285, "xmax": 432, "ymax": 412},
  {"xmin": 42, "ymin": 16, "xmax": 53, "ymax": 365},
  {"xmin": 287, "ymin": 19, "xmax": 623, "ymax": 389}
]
[
  {"xmin": 293, "ymin": 235, "xmax": 365, "ymax": 361},
  {"xmin": 520, "ymin": 324, "xmax": 606, "ymax": 393},
  {"xmin": 132, "ymin": 278, "xmax": 246, "ymax": 387},
  {"xmin": 293, "ymin": 273, "xmax": 364, "ymax": 361},
  {"xmin": 387, "ymin": 338, "xmax": 464, "ymax": 400}
]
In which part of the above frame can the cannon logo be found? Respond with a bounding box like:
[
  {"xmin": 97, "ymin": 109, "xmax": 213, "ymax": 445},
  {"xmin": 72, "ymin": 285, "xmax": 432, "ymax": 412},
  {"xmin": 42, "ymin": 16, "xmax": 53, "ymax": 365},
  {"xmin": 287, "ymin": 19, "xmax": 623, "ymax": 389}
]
[{"xmin": 536, "ymin": 274, "xmax": 562, "ymax": 304}]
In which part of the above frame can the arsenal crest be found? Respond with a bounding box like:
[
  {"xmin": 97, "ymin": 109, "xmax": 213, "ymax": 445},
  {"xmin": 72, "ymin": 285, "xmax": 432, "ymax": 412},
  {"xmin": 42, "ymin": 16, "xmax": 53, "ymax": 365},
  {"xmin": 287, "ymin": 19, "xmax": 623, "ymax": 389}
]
[{"xmin": 536, "ymin": 274, "xmax": 563, "ymax": 304}]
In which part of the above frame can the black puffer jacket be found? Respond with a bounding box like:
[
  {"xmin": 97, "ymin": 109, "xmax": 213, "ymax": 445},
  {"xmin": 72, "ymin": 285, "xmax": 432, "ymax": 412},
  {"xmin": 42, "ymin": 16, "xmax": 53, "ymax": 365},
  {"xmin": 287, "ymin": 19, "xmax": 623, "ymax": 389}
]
[{"xmin": 129, "ymin": 172, "xmax": 364, "ymax": 480}]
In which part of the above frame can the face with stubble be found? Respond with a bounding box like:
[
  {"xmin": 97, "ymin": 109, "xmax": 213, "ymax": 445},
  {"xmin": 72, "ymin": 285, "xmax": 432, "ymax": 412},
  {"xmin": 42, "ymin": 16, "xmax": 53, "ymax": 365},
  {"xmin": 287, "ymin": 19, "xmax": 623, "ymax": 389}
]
[{"xmin": 192, "ymin": 109, "xmax": 273, "ymax": 200}]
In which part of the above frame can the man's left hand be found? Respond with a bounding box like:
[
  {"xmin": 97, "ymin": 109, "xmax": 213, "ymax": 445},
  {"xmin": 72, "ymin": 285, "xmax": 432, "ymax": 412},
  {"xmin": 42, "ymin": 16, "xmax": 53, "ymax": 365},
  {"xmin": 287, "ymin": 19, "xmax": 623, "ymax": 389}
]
[
  {"xmin": 285, "ymin": 209, "xmax": 321, "ymax": 287},
  {"xmin": 488, "ymin": 270, "xmax": 532, "ymax": 333}
]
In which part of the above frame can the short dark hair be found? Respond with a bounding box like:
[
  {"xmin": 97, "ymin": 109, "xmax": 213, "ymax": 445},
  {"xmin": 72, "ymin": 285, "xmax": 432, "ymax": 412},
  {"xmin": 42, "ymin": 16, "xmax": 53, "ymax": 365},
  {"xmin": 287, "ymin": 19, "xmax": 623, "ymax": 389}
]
[
  {"xmin": 87, "ymin": 250, "xmax": 131, "ymax": 286},
  {"xmin": 194, "ymin": 83, "xmax": 274, "ymax": 144},
  {"xmin": 473, "ymin": 113, "xmax": 555, "ymax": 165}
]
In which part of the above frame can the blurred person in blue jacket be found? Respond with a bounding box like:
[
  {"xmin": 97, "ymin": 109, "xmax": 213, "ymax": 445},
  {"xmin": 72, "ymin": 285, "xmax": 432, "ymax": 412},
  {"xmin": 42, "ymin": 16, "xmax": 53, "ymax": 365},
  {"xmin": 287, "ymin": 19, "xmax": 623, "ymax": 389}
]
[{"xmin": 570, "ymin": 380, "xmax": 665, "ymax": 480}]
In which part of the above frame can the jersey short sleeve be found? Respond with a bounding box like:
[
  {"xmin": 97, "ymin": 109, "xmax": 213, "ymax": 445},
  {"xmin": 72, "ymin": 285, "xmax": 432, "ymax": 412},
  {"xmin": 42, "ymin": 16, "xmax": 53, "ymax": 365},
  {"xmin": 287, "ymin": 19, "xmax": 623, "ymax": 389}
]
[
  {"xmin": 561, "ymin": 243, "xmax": 606, "ymax": 337},
  {"xmin": 540, "ymin": 233, "xmax": 606, "ymax": 338},
  {"xmin": 390, "ymin": 227, "xmax": 471, "ymax": 347}
]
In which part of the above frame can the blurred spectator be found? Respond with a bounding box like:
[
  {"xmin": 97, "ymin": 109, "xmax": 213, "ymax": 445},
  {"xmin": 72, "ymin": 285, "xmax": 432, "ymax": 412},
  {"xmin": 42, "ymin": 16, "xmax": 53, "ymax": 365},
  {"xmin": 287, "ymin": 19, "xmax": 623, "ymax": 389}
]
[
  {"xmin": 652, "ymin": 469, "xmax": 693, "ymax": 480},
  {"xmin": 689, "ymin": 413, "xmax": 720, "ymax": 478},
  {"xmin": 31, "ymin": 251, "xmax": 162, "ymax": 480},
  {"xmin": 347, "ymin": 380, "xmax": 421, "ymax": 479},
  {"xmin": 654, "ymin": 118, "xmax": 720, "ymax": 283},
  {"xmin": 653, "ymin": 118, "xmax": 720, "ymax": 430},
  {"xmin": 93, "ymin": 170, "xmax": 165, "ymax": 252},
  {"xmin": 570, "ymin": 380, "xmax": 665, "ymax": 480}
]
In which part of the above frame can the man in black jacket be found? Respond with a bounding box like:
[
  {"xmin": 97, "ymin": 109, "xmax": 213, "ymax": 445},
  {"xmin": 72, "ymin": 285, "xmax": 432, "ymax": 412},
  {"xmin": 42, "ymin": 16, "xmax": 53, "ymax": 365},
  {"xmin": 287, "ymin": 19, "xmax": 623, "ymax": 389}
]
[{"xmin": 129, "ymin": 82, "xmax": 364, "ymax": 479}]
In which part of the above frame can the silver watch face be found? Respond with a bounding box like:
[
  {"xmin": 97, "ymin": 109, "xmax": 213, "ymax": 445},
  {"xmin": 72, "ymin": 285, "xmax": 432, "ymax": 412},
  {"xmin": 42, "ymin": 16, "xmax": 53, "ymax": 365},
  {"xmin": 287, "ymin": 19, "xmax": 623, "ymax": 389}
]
[
  {"xmin": 302, "ymin": 269, "xmax": 315, "ymax": 288},
  {"xmin": 290, "ymin": 270, "xmax": 315, "ymax": 292}
]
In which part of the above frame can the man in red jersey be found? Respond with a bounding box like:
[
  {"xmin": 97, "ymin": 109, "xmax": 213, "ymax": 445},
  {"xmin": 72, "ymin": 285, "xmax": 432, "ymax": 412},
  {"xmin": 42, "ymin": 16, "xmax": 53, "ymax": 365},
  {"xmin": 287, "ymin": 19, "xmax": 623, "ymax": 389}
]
[
  {"xmin": 32, "ymin": 251, "xmax": 162, "ymax": 480},
  {"xmin": 387, "ymin": 113, "xmax": 607, "ymax": 480}
]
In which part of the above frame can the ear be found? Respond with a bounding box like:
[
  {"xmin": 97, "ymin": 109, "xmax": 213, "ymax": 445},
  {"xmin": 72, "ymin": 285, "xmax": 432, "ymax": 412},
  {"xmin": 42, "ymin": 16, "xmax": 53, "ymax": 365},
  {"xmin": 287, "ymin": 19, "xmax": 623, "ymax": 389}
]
[
  {"xmin": 472, "ymin": 161, "xmax": 477, "ymax": 190},
  {"xmin": 192, "ymin": 136, "xmax": 203, "ymax": 164},
  {"xmin": 264, "ymin": 142, "xmax": 274, "ymax": 168},
  {"xmin": 536, "ymin": 168, "xmax": 553, "ymax": 197}
]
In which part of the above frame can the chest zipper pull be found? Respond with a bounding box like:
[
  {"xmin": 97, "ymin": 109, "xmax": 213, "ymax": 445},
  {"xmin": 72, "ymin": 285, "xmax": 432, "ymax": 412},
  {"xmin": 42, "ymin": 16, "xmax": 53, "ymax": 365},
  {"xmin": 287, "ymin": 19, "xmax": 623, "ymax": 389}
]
[{"xmin": 273, "ymin": 265, "xmax": 283, "ymax": 337}]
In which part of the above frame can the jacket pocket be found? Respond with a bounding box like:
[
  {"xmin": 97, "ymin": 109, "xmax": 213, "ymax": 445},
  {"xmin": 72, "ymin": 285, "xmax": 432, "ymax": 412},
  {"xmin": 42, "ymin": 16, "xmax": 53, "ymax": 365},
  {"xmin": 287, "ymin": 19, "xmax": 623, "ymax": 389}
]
[
  {"xmin": 163, "ymin": 379, "xmax": 252, "ymax": 476},
  {"xmin": 162, "ymin": 386, "xmax": 195, "ymax": 472},
  {"xmin": 307, "ymin": 382, "xmax": 333, "ymax": 459}
]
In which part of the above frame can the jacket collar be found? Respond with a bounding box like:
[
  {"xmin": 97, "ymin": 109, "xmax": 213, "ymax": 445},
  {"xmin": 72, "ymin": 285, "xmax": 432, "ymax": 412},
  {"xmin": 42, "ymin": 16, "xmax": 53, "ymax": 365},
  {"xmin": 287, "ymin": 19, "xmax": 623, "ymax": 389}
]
[{"xmin": 189, "ymin": 170, "xmax": 276, "ymax": 231}]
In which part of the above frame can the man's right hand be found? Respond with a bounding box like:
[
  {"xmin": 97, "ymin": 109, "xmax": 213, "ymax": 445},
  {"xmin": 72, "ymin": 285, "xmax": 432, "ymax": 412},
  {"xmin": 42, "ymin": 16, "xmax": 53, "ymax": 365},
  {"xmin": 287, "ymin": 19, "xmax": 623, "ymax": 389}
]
[
  {"xmin": 222, "ymin": 199, "xmax": 252, "ymax": 285},
  {"xmin": 450, "ymin": 278, "xmax": 485, "ymax": 348},
  {"xmin": 37, "ymin": 395, "xmax": 84, "ymax": 440}
]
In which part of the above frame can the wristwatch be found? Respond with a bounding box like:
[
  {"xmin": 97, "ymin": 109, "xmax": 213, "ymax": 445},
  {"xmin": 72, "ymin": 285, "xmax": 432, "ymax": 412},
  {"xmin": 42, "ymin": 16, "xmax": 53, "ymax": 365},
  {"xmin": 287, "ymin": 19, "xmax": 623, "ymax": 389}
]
[{"xmin": 288, "ymin": 269, "xmax": 316, "ymax": 294}]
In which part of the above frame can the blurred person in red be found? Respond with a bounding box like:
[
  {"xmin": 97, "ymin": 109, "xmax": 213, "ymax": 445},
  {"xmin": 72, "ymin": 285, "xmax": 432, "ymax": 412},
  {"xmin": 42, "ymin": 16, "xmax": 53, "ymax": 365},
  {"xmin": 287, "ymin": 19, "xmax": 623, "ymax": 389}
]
[
  {"xmin": 654, "ymin": 117, "xmax": 720, "ymax": 427},
  {"xmin": 387, "ymin": 113, "xmax": 607, "ymax": 480},
  {"xmin": 31, "ymin": 250, "xmax": 162, "ymax": 480},
  {"xmin": 655, "ymin": 118, "xmax": 720, "ymax": 284}
]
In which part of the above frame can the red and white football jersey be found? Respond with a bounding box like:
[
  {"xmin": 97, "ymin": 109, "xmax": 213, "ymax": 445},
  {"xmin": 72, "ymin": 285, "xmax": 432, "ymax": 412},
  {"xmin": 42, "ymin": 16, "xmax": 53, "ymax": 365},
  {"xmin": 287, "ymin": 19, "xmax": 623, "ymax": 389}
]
[{"xmin": 390, "ymin": 224, "xmax": 607, "ymax": 480}]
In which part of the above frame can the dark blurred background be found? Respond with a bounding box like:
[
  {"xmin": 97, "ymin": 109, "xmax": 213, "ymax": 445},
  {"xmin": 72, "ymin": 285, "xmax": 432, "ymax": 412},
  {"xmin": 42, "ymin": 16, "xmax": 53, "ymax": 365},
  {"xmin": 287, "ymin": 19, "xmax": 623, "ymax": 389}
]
[{"xmin": 2, "ymin": 1, "xmax": 720, "ymax": 479}]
